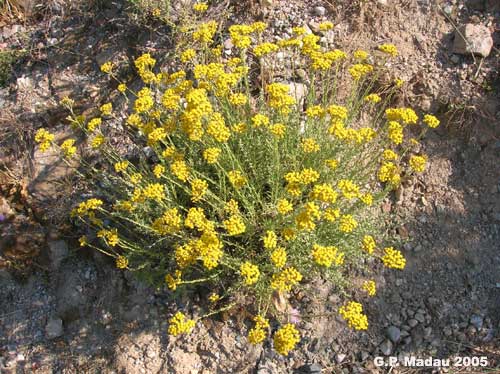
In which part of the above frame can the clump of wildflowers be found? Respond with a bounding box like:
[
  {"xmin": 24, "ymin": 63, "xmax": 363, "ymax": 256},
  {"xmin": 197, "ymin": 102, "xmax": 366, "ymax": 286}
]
[{"xmin": 59, "ymin": 21, "xmax": 440, "ymax": 356}]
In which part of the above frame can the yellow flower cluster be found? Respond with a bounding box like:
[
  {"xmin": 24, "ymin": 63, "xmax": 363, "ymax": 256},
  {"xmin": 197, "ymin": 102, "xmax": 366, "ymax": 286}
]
[
  {"xmin": 306, "ymin": 105, "xmax": 325, "ymax": 118},
  {"xmin": 34, "ymin": 128, "xmax": 55, "ymax": 152},
  {"xmin": 115, "ymin": 255, "xmax": 128, "ymax": 269},
  {"xmin": 72, "ymin": 198, "xmax": 103, "ymax": 217},
  {"xmin": 168, "ymin": 312, "xmax": 195, "ymax": 336},
  {"xmin": 285, "ymin": 168, "xmax": 320, "ymax": 196},
  {"xmin": 266, "ymin": 83, "xmax": 295, "ymax": 114},
  {"xmin": 228, "ymin": 170, "xmax": 247, "ymax": 189},
  {"xmin": 100, "ymin": 102, "xmax": 112, "ymax": 116},
  {"xmin": 311, "ymin": 244, "xmax": 344, "ymax": 267},
  {"xmin": 362, "ymin": 235, "xmax": 376, "ymax": 254},
  {"xmin": 191, "ymin": 178, "xmax": 208, "ymax": 202},
  {"xmin": 277, "ymin": 199, "xmax": 293, "ymax": 214},
  {"xmin": 100, "ymin": 61, "xmax": 114, "ymax": 74},
  {"xmin": 152, "ymin": 208, "xmax": 182, "ymax": 235},
  {"xmin": 324, "ymin": 207, "xmax": 340, "ymax": 222},
  {"xmin": 387, "ymin": 121, "xmax": 403, "ymax": 144},
  {"xmin": 339, "ymin": 301, "xmax": 368, "ymax": 330},
  {"xmin": 193, "ymin": 21, "xmax": 218, "ymax": 44},
  {"xmin": 301, "ymin": 138, "xmax": 320, "ymax": 153},
  {"xmin": 409, "ymin": 155, "xmax": 427, "ymax": 173},
  {"xmin": 348, "ymin": 63, "xmax": 374, "ymax": 80},
  {"xmin": 353, "ymin": 50, "xmax": 368, "ymax": 60},
  {"xmin": 228, "ymin": 93, "xmax": 247, "ymax": 106},
  {"xmin": 114, "ymin": 161, "xmax": 129, "ymax": 173},
  {"xmin": 203, "ymin": 147, "xmax": 221, "ymax": 164},
  {"xmin": 181, "ymin": 48, "xmax": 196, "ymax": 63},
  {"xmin": 193, "ymin": 2, "xmax": 208, "ymax": 12},
  {"xmin": 385, "ymin": 108, "xmax": 418, "ymax": 125},
  {"xmin": 271, "ymin": 267, "xmax": 302, "ymax": 292},
  {"xmin": 60, "ymin": 139, "xmax": 77, "ymax": 157},
  {"xmin": 273, "ymin": 324, "xmax": 300, "ymax": 356},
  {"xmin": 165, "ymin": 270, "xmax": 182, "ymax": 291},
  {"xmin": 295, "ymin": 202, "xmax": 321, "ymax": 231},
  {"xmin": 248, "ymin": 315, "xmax": 269, "ymax": 344},
  {"xmin": 252, "ymin": 113, "xmax": 270, "ymax": 127},
  {"xmin": 309, "ymin": 184, "xmax": 338, "ymax": 204},
  {"xmin": 207, "ymin": 112, "xmax": 231, "ymax": 142},
  {"xmin": 378, "ymin": 162, "xmax": 401, "ymax": 186},
  {"xmin": 423, "ymin": 114, "xmax": 440, "ymax": 128},
  {"xmin": 253, "ymin": 42, "xmax": 279, "ymax": 57},
  {"xmin": 362, "ymin": 280, "xmax": 377, "ymax": 296},
  {"xmin": 141, "ymin": 183, "xmax": 166, "ymax": 202},
  {"xmin": 364, "ymin": 93, "xmax": 381, "ymax": 103},
  {"xmin": 270, "ymin": 247, "xmax": 287, "ymax": 268},
  {"xmin": 240, "ymin": 262, "xmax": 260, "ymax": 285},
  {"xmin": 223, "ymin": 215, "xmax": 246, "ymax": 236},
  {"xmin": 134, "ymin": 53, "xmax": 156, "ymax": 84},
  {"xmin": 338, "ymin": 179, "xmax": 360, "ymax": 200},
  {"xmin": 171, "ymin": 160, "xmax": 190, "ymax": 182},
  {"xmin": 263, "ymin": 230, "xmax": 277, "ymax": 249},
  {"xmin": 98, "ymin": 228, "xmax": 119, "ymax": 246},
  {"xmin": 228, "ymin": 22, "xmax": 265, "ymax": 49},
  {"xmin": 382, "ymin": 247, "xmax": 406, "ymax": 269},
  {"xmin": 383, "ymin": 149, "xmax": 398, "ymax": 161},
  {"xmin": 378, "ymin": 43, "xmax": 398, "ymax": 57},
  {"xmin": 339, "ymin": 214, "xmax": 358, "ymax": 233},
  {"xmin": 319, "ymin": 21, "xmax": 334, "ymax": 31}
]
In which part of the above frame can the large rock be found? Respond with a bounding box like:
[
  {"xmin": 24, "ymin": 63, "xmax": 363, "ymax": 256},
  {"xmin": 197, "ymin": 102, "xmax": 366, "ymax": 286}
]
[{"xmin": 452, "ymin": 24, "xmax": 493, "ymax": 57}]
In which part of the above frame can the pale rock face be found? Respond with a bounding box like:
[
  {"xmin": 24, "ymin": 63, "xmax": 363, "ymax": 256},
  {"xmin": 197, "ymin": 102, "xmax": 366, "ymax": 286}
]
[{"xmin": 452, "ymin": 23, "xmax": 493, "ymax": 58}]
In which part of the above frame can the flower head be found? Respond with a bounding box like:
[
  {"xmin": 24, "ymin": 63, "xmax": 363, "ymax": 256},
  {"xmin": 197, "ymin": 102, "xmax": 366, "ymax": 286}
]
[{"xmin": 273, "ymin": 324, "xmax": 300, "ymax": 355}]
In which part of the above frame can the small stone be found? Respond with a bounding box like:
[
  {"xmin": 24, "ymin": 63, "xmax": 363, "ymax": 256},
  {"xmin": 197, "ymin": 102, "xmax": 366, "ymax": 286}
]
[
  {"xmin": 386, "ymin": 326, "xmax": 401, "ymax": 343},
  {"xmin": 377, "ymin": 0, "xmax": 388, "ymax": 5},
  {"xmin": 408, "ymin": 319, "xmax": 418, "ymax": 328},
  {"xmin": 379, "ymin": 340, "xmax": 393, "ymax": 356},
  {"xmin": 443, "ymin": 326, "xmax": 452, "ymax": 336},
  {"xmin": 403, "ymin": 243, "xmax": 412, "ymax": 251},
  {"xmin": 46, "ymin": 318, "xmax": 64, "ymax": 339},
  {"xmin": 414, "ymin": 313, "xmax": 425, "ymax": 323},
  {"xmin": 336, "ymin": 353, "xmax": 346, "ymax": 363},
  {"xmin": 360, "ymin": 351, "xmax": 370, "ymax": 361},
  {"xmin": 470, "ymin": 314, "xmax": 483, "ymax": 329},
  {"xmin": 450, "ymin": 54, "xmax": 460, "ymax": 64},
  {"xmin": 424, "ymin": 327, "xmax": 433, "ymax": 338},
  {"xmin": 308, "ymin": 21, "xmax": 320, "ymax": 34},
  {"xmin": 298, "ymin": 363, "xmax": 322, "ymax": 374},
  {"xmin": 16, "ymin": 76, "xmax": 33, "ymax": 91},
  {"xmin": 295, "ymin": 69, "xmax": 308, "ymax": 82},
  {"xmin": 452, "ymin": 23, "xmax": 493, "ymax": 57},
  {"xmin": 223, "ymin": 38, "xmax": 233, "ymax": 50},
  {"xmin": 313, "ymin": 6, "xmax": 326, "ymax": 16}
]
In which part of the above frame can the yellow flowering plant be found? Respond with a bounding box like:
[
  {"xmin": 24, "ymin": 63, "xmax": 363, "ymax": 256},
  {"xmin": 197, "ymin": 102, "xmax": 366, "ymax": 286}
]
[{"xmin": 48, "ymin": 13, "xmax": 442, "ymax": 356}]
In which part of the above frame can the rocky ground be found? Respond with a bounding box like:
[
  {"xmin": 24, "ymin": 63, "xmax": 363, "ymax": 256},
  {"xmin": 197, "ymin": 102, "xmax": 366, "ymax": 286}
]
[{"xmin": 0, "ymin": 0, "xmax": 499, "ymax": 373}]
